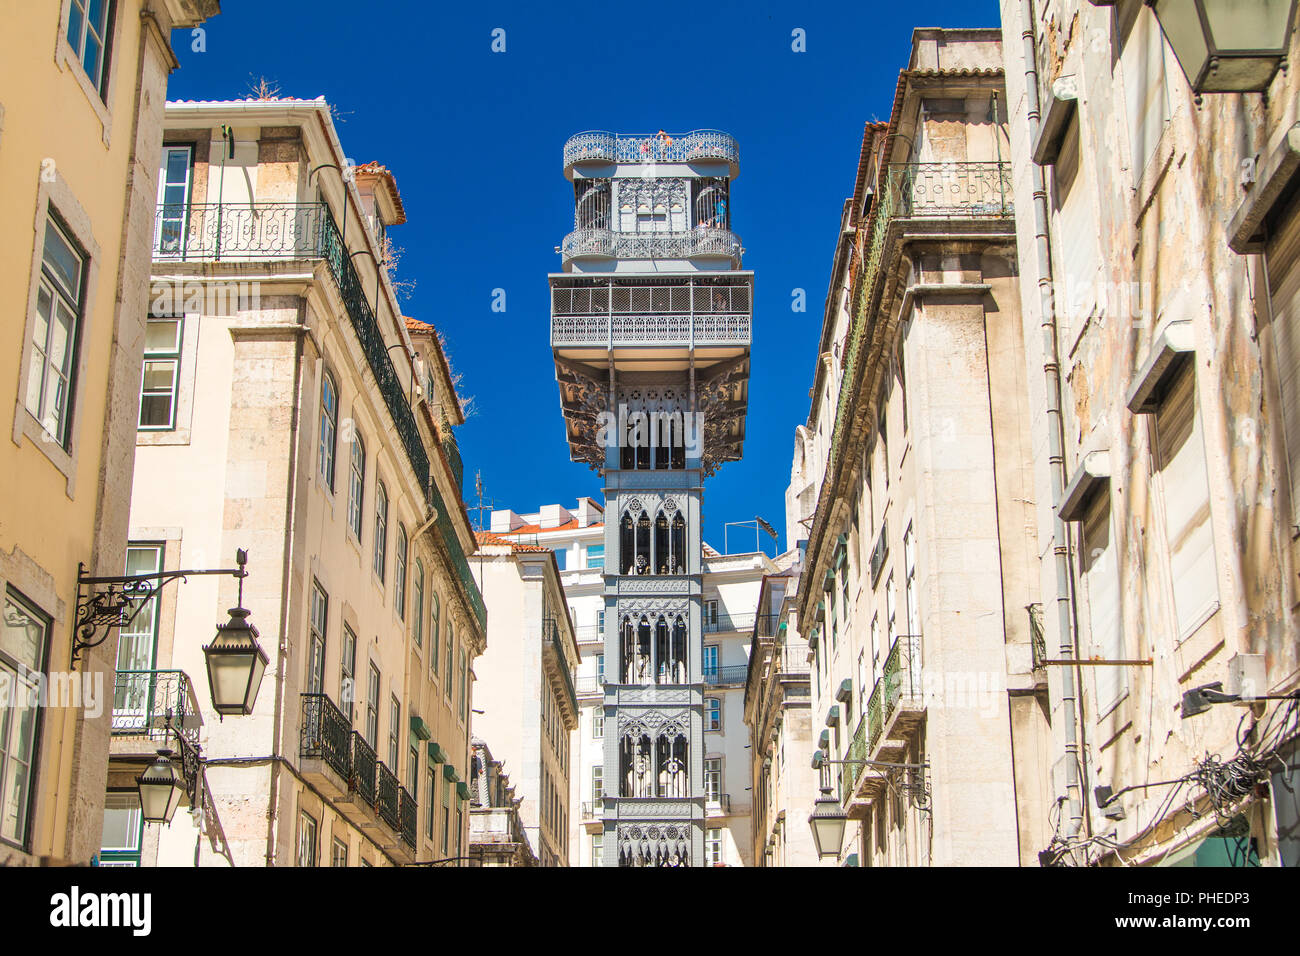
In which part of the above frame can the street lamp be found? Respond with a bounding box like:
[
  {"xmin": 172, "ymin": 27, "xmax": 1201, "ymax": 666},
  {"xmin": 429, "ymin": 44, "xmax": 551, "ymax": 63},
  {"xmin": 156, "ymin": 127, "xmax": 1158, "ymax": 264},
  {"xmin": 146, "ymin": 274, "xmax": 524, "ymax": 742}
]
[
  {"xmin": 807, "ymin": 753, "xmax": 848, "ymax": 860},
  {"xmin": 202, "ymin": 551, "xmax": 268, "ymax": 717},
  {"xmin": 1149, "ymin": 0, "xmax": 1298, "ymax": 95},
  {"xmin": 136, "ymin": 749, "xmax": 186, "ymax": 825}
]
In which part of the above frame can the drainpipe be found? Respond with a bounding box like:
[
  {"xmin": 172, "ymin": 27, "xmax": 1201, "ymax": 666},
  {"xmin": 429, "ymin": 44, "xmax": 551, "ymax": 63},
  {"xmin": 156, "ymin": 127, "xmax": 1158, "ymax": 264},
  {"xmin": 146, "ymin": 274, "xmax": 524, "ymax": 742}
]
[{"xmin": 1019, "ymin": 0, "xmax": 1086, "ymax": 838}]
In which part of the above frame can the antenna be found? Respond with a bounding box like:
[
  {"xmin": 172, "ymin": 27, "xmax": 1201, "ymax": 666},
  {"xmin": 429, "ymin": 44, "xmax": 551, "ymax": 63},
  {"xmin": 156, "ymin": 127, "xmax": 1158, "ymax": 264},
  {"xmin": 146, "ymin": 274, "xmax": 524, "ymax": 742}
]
[{"xmin": 472, "ymin": 471, "xmax": 496, "ymax": 532}]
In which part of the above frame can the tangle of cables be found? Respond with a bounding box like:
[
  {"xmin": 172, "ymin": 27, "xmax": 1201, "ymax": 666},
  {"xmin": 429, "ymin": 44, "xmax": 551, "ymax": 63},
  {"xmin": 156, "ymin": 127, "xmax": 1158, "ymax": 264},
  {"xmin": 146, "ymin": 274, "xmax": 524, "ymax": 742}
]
[{"xmin": 1038, "ymin": 694, "xmax": 1298, "ymax": 867}]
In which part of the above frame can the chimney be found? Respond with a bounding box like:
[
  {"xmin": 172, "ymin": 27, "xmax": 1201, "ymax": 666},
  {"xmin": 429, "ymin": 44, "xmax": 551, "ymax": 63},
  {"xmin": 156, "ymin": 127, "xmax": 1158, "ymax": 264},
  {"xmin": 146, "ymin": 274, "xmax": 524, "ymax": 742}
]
[{"xmin": 491, "ymin": 509, "xmax": 524, "ymax": 533}]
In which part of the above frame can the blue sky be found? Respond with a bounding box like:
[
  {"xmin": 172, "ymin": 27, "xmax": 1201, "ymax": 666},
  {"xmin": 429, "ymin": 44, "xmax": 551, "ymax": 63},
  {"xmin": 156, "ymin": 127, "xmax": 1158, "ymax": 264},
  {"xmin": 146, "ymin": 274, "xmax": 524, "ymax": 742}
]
[{"xmin": 168, "ymin": 0, "xmax": 999, "ymax": 553}]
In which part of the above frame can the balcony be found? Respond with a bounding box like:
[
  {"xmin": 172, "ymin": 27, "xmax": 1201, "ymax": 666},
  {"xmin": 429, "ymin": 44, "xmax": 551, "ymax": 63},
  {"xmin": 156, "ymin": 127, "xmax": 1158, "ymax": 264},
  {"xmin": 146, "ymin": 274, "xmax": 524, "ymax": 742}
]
[
  {"xmin": 563, "ymin": 129, "xmax": 739, "ymax": 176},
  {"xmin": 705, "ymin": 793, "xmax": 732, "ymax": 815},
  {"xmin": 560, "ymin": 227, "xmax": 742, "ymax": 266},
  {"xmin": 830, "ymin": 162, "xmax": 1013, "ymax": 470},
  {"xmin": 573, "ymin": 625, "xmax": 604, "ymax": 645},
  {"xmin": 543, "ymin": 618, "xmax": 579, "ymax": 718},
  {"xmin": 399, "ymin": 786, "xmax": 418, "ymax": 850},
  {"xmin": 377, "ymin": 763, "xmax": 401, "ymax": 831},
  {"xmin": 581, "ymin": 801, "xmax": 604, "ymax": 824},
  {"xmin": 702, "ymin": 665, "xmax": 749, "ymax": 688},
  {"xmin": 879, "ymin": 634, "xmax": 925, "ymax": 748},
  {"xmin": 575, "ymin": 675, "xmax": 607, "ymax": 695},
  {"xmin": 349, "ymin": 731, "xmax": 377, "ymax": 807},
  {"xmin": 704, "ymin": 612, "xmax": 756, "ymax": 635},
  {"xmin": 550, "ymin": 275, "xmax": 752, "ymax": 350},
  {"xmin": 299, "ymin": 693, "xmax": 352, "ymax": 795},
  {"xmin": 152, "ymin": 201, "xmax": 326, "ymax": 261},
  {"xmin": 111, "ymin": 670, "xmax": 201, "ymax": 747}
]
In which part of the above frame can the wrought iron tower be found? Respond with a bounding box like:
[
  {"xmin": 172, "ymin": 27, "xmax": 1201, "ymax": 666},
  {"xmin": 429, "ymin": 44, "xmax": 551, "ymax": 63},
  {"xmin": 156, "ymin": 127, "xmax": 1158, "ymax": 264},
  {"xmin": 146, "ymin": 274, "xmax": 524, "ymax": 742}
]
[{"xmin": 550, "ymin": 130, "xmax": 752, "ymax": 866}]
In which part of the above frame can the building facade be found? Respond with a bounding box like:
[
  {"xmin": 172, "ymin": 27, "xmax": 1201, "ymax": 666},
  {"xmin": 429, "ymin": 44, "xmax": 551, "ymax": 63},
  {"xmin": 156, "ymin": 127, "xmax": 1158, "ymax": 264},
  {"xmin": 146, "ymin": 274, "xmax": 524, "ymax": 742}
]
[
  {"xmin": 548, "ymin": 128, "xmax": 753, "ymax": 866},
  {"xmin": 100, "ymin": 97, "xmax": 485, "ymax": 866},
  {"xmin": 0, "ymin": 0, "xmax": 220, "ymax": 866},
  {"xmin": 790, "ymin": 29, "xmax": 1053, "ymax": 866},
  {"xmin": 999, "ymin": 0, "xmax": 1300, "ymax": 866},
  {"xmin": 744, "ymin": 557, "xmax": 822, "ymax": 867},
  {"xmin": 468, "ymin": 737, "xmax": 538, "ymax": 867},
  {"xmin": 471, "ymin": 531, "xmax": 579, "ymax": 867}
]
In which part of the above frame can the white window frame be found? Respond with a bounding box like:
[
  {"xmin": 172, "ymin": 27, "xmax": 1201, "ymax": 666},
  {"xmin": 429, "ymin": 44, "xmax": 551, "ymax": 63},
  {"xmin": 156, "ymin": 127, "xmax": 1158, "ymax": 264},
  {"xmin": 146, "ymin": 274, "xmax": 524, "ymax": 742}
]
[
  {"xmin": 373, "ymin": 480, "xmax": 388, "ymax": 583},
  {"xmin": 25, "ymin": 214, "xmax": 86, "ymax": 448},
  {"xmin": 318, "ymin": 369, "xmax": 339, "ymax": 492},
  {"xmin": 705, "ymin": 697, "xmax": 722, "ymax": 731},
  {"xmin": 348, "ymin": 430, "xmax": 366, "ymax": 541},
  {"xmin": 65, "ymin": 0, "xmax": 115, "ymax": 97},
  {"xmin": 138, "ymin": 316, "xmax": 182, "ymax": 430}
]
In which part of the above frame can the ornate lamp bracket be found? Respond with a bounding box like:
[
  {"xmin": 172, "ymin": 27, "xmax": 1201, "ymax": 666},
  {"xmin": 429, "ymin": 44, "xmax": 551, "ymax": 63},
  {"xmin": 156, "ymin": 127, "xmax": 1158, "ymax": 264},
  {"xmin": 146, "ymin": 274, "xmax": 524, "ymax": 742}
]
[{"xmin": 71, "ymin": 548, "xmax": 249, "ymax": 668}]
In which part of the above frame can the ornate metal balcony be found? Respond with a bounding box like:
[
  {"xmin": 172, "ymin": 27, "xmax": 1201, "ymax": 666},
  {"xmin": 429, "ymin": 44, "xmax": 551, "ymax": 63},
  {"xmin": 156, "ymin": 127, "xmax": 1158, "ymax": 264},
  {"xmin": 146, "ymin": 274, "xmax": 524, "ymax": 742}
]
[
  {"xmin": 350, "ymin": 731, "xmax": 377, "ymax": 806},
  {"xmin": 563, "ymin": 130, "xmax": 740, "ymax": 174},
  {"xmin": 701, "ymin": 665, "xmax": 749, "ymax": 688},
  {"xmin": 544, "ymin": 618, "xmax": 578, "ymax": 715},
  {"xmin": 111, "ymin": 669, "xmax": 200, "ymax": 745},
  {"xmin": 560, "ymin": 227, "xmax": 742, "ymax": 265},
  {"xmin": 299, "ymin": 693, "xmax": 352, "ymax": 782},
  {"xmin": 377, "ymin": 762, "xmax": 401, "ymax": 830},
  {"xmin": 882, "ymin": 633, "xmax": 923, "ymax": 717},
  {"xmin": 399, "ymin": 786, "xmax": 418, "ymax": 849},
  {"xmin": 152, "ymin": 202, "xmax": 327, "ymax": 261},
  {"xmin": 703, "ymin": 611, "xmax": 756, "ymax": 635},
  {"xmin": 551, "ymin": 275, "xmax": 752, "ymax": 349}
]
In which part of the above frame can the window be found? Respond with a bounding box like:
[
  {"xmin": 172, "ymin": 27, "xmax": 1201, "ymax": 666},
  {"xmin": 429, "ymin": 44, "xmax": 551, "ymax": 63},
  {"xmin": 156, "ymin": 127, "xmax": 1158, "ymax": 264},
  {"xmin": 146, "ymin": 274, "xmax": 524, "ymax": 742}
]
[
  {"xmin": 596, "ymin": 653, "xmax": 604, "ymax": 684},
  {"xmin": 442, "ymin": 779, "xmax": 451, "ymax": 853},
  {"xmin": 66, "ymin": 0, "xmax": 115, "ymax": 96},
  {"xmin": 296, "ymin": 811, "xmax": 318, "ymax": 866},
  {"xmin": 412, "ymin": 559, "xmax": 425, "ymax": 648},
  {"xmin": 426, "ymin": 767, "xmax": 437, "ymax": 839},
  {"xmin": 430, "ymin": 593, "xmax": 441, "ymax": 673},
  {"xmin": 155, "ymin": 146, "xmax": 193, "ymax": 256},
  {"xmin": 348, "ymin": 430, "xmax": 366, "ymax": 540},
  {"xmin": 597, "ymin": 609, "xmax": 605, "ymax": 631},
  {"xmin": 388, "ymin": 695, "xmax": 400, "ymax": 768},
  {"xmin": 340, "ymin": 624, "xmax": 356, "ymax": 721},
  {"xmin": 373, "ymin": 481, "xmax": 388, "ymax": 582},
  {"xmin": 365, "ymin": 664, "xmax": 380, "ymax": 749},
  {"xmin": 1082, "ymin": 494, "xmax": 1126, "ymax": 713},
  {"xmin": 885, "ymin": 572, "xmax": 897, "ymax": 651},
  {"xmin": 408, "ymin": 745, "xmax": 419, "ymax": 795},
  {"xmin": 704, "ymin": 757, "xmax": 722, "ymax": 802},
  {"xmin": 703, "ymin": 645, "xmax": 719, "ymax": 682},
  {"xmin": 1120, "ymin": 6, "xmax": 1173, "ymax": 180},
  {"xmin": 1051, "ymin": 118, "xmax": 1100, "ymax": 342},
  {"xmin": 331, "ymin": 837, "xmax": 348, "ymax": 867},
  {"xmin": 308, "ymin": 581, "xmax": 327, "ymax": 696},
  {"xmin": 593, "ymin": 709, "xmax": 604, "ymax": 738},
  {"xmin": 706, "ymin": 828, "xmax": 723, "ymax": 865},
  {"xmin": 586, "ymin": 544, "xmax": 604, "ymax": 570},
  {"xmin": 394, "ymin": 524, "xmax": 408, "ymax": 621},
  {"xmin": 113, "ymin": 545, "xmax": 162, "ymax": 727},
  {"xmin": 99, "ymin": 793, "xmax": 142, "ymax": 866},
  {"xmin": 138, "ymin": 317, "xmax": 181, "ymax": 429},
  {"xmin": 592, "ymin": 833, "xmax": 603, "ymax": 864},
  {"xmin": 445, "ymin": 627, "xmax": 454, "ymax": 697},
  {"xmin": 1155, "ymin": 367, "xmax": 1218, "ymax": 638},
  {"xmin": 705, "ymin": 600, "xmax": 719, "ymax": 627},
  {"xmin": 903, "ymin": 524, "xmax": 918, "ymax": 637},
  {"xmin": 319, "ymin": 371, "xmax": 338, "ymax": 490},
  {"xmin": 592, "ymin": 766, "xmax": 603, "ymax": 809},
  {"xmin": 26, "ymin": 214, "xmax": 85, "ymax": 446},
  {"xmin": 705, "ymin": 697, "xmax": 721, "ymax": 731},
  {"xmin": 458, "ymin": 647, "xmax": 468, "ymax": 721}
]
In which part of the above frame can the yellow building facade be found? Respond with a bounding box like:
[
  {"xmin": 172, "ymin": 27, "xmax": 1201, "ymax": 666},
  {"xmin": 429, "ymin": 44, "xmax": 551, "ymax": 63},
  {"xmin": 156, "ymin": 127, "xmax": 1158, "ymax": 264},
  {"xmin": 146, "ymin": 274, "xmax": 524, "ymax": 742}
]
[{"xmin": 0, "ymin": 0, "xmax": 219, "ymax": 866}]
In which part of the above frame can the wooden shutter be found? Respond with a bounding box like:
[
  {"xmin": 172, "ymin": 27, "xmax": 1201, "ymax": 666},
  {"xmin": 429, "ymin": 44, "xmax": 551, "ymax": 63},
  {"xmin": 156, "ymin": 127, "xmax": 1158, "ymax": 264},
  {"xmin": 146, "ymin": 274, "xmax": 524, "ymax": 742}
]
[
  {"xmin": 1081, "ymin": 494, "xmax": 1126, "ymax": 712},
  {"xmin": 1267, "ymin": 190, "xmax": 1300, "ymax": 526},
  {"xmin": 1155, "ymin": 367, "xmax": 1218, "ymax": 638},
  {"xmin": 1053, "ymin": 119, "xmax": 1099, "ymax": 341},
  {"xmin": 1120, "ymin": 9, "xmax": 1171, "ymax": 177}
]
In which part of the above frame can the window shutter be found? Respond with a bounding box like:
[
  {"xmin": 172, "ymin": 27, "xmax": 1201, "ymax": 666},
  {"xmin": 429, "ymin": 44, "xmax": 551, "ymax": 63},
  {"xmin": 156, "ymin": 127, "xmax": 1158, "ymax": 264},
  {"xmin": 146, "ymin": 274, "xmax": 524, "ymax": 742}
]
[
  {"xmin": 1082, "ymin": 495, "xmax": 1125, "ymax": 712},
  {"xmin": 1120, "ymin": 9, "xmax": 1171, "ymax": 178},
  {"xmin": 1053, "ymin": 119, "xmax": 1099, "ymax": 342},
  {"xmin": 1267, "ymin": 191, "xmax": 1300, "ymax": 527},
  {"xmin": 1155, "ymin": 368, "xmax": 1218, "ymax": 638}
]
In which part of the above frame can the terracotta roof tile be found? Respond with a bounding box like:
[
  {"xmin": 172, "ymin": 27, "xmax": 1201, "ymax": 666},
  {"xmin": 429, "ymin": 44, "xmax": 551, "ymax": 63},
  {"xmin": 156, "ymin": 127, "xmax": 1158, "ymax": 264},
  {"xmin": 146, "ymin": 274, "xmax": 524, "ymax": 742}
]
[
  {"xmin": 354, "ymin": 161, "xmax": 407, "ymax": 225},
  {"xmin": 499, "ymin": 519, "xmax": 604, "ymax": 535},
  {"xmin": 404, "ymin": 316, "xmax": 436, "ymax": 333},
  {"xmin": 475, "ymin": 531, "xmax": 552, "ymax": 553}
]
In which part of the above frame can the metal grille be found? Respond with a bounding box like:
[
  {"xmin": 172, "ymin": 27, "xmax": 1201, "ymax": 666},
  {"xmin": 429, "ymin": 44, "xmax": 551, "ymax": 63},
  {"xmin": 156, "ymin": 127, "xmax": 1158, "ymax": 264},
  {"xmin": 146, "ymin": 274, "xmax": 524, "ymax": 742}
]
[
  {"xmin": 350, "ymin": 731, "xmax": 377, "ymax": 805},
  {"xmin": 152, "ymin": 202, "xmax": 326, "ymax": 260},
  {"xmin": 300, "ymin": 693, "xmax": 351, "ymax": 781},
  {"xmin": 377, "ymin": 762, "xmax": 401, "ymax": 829}
]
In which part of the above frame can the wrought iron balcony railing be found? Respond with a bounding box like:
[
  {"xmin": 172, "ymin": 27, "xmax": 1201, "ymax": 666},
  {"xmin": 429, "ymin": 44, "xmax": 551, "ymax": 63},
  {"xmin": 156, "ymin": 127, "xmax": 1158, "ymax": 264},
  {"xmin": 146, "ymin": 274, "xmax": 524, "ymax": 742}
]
[
  {"xmin": 704, "ymin": 612, "xmax": 756, "ymax": 634},
  {"xmin": 882, "ymin": 633, "xmax": 923, "ymax": 718},
  {"xmin": 829, "ymin": 162, "xmax": 1012, "ymax": 471},
  {"xmin": 702, "ymin": 665, "xmax": 749, "ymax": 687},
  {"xmin": 152, "ymin": 202, "xmax": 327, "ymax": 261},
  {"xmin": 377, "ymin": 762, "xmax": 401, "ymax": 830},
  {"xmin": 350, "ymin": 731, "xmax": 377, "ymax": 806},
  {"xmin": 299, "ymin": 693, "xmax": 352, "ymax": 781},
  {"xmin": 563, "ymin": 130, "xmax": 739, "ymax": 172},
  {"xmin": 560, "ymin": 227, "xmax": 742, "ymax": 264},
  {"xmin": 550, "ymin": 275, "xmax": 751, "ymax": 349},
  {"xmin": 319, "ymin": 208, "xmax": 487, "ymax": 632},
  {"xmin": 705, "ymin": 792, "xmax": 732, "ymax": 814},
  {"xmin": 575, "ymin": 675, "xmax": 607, "ymax": 694},
  {"xmin": 111, "ymin": 670, "xmax": 199, "ymax": 745},
  {"xmin": 573, "ymin": 625, "xmax": 604, "ymax": 644},
  {"xmin": 399, "ymin": 786, "xmax": 418, "ymax": 849}
]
